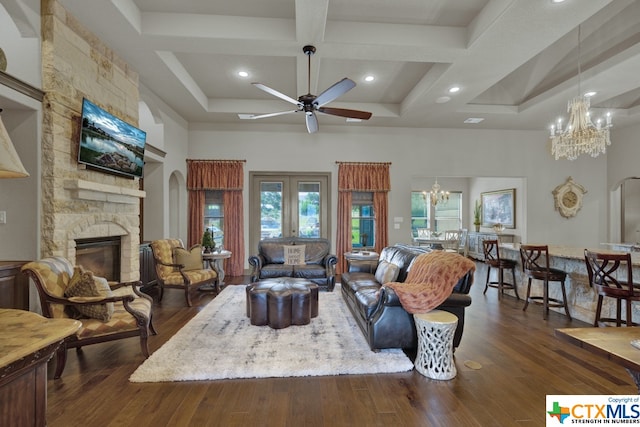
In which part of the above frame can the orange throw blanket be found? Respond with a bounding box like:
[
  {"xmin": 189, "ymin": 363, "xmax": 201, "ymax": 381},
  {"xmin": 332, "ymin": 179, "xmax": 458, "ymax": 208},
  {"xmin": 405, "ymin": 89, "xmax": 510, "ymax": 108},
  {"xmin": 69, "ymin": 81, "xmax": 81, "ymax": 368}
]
[{"xmin": 386, "ymin": 251, "xmax": 475, "ymax": 314}]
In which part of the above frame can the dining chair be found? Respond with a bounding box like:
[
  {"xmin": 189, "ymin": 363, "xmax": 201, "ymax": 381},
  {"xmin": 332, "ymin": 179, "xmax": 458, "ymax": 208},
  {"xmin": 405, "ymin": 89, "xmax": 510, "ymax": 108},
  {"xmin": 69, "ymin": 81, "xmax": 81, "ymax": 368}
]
[{"xmin": 443, "ymin": 230, "xmax": 461, "ymax": 253}]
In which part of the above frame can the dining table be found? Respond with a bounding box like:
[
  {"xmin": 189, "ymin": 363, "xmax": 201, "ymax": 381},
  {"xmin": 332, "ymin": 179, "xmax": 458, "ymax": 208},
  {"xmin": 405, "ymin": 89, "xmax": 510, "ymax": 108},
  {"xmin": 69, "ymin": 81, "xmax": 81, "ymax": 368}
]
[
  {"xmin": 414, "ymin": 236, "xmax": 445, "ymax": 249},
  {"xmin": 555, "ymin": 326, "xmax": 640, "ymax": 393}
]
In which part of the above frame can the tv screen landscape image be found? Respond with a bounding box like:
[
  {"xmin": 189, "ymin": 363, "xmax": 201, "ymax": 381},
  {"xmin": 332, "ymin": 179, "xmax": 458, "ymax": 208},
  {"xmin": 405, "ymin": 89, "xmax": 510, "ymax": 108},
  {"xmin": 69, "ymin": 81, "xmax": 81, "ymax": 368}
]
[{"xmin": 78, "ymin": 98, "xmax": 146, "ymax": 178}]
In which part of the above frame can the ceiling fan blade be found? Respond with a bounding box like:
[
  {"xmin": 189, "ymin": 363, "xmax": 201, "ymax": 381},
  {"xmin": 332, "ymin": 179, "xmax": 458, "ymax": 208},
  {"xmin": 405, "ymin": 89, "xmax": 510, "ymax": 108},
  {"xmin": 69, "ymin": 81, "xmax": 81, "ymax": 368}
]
[
  {"xmin": 252, "ymin": 83, "xmax": 301, "ymax": 106},
  {"xmin": 305, "ymin": 112, "xmax": 319, "ymax": 134},
  {"xmin": 317, "ymin": 107, "xmax": 372, "ymax": 120},
  {"xmin": 243, "ymin": 110, "xmax": 298, "ymax": 120},
  {"xmin": 314, "ymin": 78, "xmax": 356, "ymax": 107}
]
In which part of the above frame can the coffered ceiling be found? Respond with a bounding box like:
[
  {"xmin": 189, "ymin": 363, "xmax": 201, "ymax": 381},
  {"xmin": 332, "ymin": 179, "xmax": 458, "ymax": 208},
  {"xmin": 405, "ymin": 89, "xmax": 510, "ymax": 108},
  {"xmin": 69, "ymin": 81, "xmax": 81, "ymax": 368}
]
[{"xmin": 57, "ymin": 0, "xmax": 640, "ymax": 132}]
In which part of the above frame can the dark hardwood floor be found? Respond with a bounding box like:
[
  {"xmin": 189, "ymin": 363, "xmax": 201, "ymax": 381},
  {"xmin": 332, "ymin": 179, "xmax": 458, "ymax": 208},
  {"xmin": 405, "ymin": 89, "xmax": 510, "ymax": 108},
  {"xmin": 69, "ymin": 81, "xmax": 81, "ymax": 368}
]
[{"xmin": 46, "ymin": 262, "xmax": 636, "ymax": 426}]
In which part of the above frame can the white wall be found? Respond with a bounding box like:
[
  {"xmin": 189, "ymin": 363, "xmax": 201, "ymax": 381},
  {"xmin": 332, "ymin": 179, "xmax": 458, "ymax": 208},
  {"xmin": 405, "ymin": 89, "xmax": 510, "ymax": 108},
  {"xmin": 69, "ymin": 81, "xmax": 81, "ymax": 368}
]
[
  {"xmin": 608, "ymin": 123, "xmax": 640, "ymax": 243},
  {"xmin": 0, "ymin": 0, "xmax": 42, "ymax": 260},
  {"xmin": 139, "ymin": 85, "xmax": 189, "ymax": 242},
  {"xmin": 188, "ymin": 123, "xmax": 608, "ymax": 262}
]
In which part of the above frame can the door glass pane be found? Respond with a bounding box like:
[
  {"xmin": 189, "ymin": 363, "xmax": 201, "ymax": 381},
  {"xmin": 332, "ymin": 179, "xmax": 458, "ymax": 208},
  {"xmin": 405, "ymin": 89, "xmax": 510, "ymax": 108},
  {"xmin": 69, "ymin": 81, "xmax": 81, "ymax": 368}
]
[
  {"xmin": 260, "ymin": 182, "xmax": 282, "ymax": 239},
  {"xmin": 298, "ymin": 182, "xmax": 320, "ymax": 237}
]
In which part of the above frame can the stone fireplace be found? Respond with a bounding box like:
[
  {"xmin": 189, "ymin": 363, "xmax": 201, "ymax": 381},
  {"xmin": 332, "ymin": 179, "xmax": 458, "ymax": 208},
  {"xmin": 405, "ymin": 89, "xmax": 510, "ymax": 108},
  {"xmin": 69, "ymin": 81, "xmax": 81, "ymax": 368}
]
[
  {"xmin": 40, "ymin": 1, "xmax": 145, "ymax": 283},
  {"xmin": 54, "ymin": 179, "xmax": 145, "ymax": 282}
]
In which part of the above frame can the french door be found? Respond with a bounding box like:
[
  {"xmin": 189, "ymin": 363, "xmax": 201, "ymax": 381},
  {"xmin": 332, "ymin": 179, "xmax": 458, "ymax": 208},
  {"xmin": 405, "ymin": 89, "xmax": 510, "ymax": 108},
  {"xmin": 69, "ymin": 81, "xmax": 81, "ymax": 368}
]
[{"xmin": 250, "ymin": 172, "xmax": 330, "ymax": 250}]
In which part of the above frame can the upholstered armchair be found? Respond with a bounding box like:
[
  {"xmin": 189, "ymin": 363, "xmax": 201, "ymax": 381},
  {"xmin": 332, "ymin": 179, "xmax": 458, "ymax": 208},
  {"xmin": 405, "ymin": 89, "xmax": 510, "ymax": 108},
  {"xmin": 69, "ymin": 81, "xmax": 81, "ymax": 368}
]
[
  {"xmin": 21, "ymin": 256, "xmax": 156, "ymax": 379},
  {"xmin": 150, "ymin": 239, "xmax": 218, "ymax": 306}
]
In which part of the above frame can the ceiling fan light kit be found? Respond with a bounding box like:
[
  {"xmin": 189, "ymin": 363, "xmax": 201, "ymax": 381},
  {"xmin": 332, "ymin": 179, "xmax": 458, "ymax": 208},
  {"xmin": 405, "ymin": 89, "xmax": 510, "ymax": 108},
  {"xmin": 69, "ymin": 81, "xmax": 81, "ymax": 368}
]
[{"xmin": 246, "ymin": 45, "xmax": 372, "ymax": 133}]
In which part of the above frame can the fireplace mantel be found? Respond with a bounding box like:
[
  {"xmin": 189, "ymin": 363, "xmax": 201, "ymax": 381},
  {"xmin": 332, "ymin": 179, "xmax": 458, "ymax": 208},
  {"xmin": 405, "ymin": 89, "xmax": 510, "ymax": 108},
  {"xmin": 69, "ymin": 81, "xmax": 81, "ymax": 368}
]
[{"xmin": 64, "ymin": 179, "xmax": 146, "ymax": 204}]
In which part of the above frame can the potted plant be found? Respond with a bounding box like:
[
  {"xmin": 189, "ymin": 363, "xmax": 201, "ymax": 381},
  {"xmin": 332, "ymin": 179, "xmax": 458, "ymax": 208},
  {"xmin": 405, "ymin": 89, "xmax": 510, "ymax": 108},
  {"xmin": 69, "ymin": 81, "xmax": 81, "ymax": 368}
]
[
  {"xmin": 202, "ymin": 228, "xmax": 215, "ymax": 253},
  {"xmin": 473, "ymin": 200, "xmax": 482, "ymax": 232}
]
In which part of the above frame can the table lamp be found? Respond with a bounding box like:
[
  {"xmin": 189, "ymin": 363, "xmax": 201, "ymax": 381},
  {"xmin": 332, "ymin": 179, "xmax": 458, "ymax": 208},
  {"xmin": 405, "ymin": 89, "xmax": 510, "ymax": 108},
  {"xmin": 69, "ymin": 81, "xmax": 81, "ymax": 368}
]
[{"xmin": 0, "ymin": 109, "xmax": 29, "ymax": 178}]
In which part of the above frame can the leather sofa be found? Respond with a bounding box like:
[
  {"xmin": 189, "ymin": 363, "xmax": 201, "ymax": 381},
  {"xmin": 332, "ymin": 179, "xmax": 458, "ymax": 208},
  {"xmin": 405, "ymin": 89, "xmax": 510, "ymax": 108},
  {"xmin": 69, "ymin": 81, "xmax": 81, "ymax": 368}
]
[
  {"xmin": 248, "ymin": 237, "xmax": 337, "ymax": 291},
  {"xmin": 341, "ymin": 244, "xmax": 474, "ymax": 351}
]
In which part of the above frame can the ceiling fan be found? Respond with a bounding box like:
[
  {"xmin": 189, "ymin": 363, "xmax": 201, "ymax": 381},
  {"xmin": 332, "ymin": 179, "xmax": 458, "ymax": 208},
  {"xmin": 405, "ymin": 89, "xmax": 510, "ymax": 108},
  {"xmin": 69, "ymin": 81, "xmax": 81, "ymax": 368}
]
[{"xmin": 245, "ymin": 45, "xmax": 372, "ymax": 133}]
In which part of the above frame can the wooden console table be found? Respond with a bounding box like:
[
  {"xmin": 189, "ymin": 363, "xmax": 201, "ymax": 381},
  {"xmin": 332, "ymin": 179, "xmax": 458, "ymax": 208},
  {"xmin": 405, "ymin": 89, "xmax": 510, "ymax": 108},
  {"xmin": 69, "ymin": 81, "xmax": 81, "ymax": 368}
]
[{"xmin": 0, "ymin": 309, "xmax": 80, "ymax": 426}]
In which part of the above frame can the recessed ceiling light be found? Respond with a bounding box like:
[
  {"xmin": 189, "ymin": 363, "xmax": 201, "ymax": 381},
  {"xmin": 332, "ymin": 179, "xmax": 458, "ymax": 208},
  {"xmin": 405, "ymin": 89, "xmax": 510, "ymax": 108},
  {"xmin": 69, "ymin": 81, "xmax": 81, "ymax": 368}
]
[
  {"xmin": 364, "ymin": 75, "xmax": 375, "ymax": 82},
  {"xmin": 551, "ymin": 0, "xmax": 566, "ymax": 3},
  {"xmin": 449, "ymin": 86, "xmax": 461, "ymax": 94},
  {"xmin": 238, "ymin": 71, "xmax": 249, "ymax": 78},
  {"xmin": 464, "ymin": 118, "xmax": 484, "ymax": 124},
  {"xmin": 346, "ymin": 118, "xmax": 362, "ymax": 122},
  {"xmin": 436, "ymin": 96, "xmax": 451, "ymax": 103},
  {"xmin": 584, "ymin": 91, "xmax": 597, "ymax": 97}
]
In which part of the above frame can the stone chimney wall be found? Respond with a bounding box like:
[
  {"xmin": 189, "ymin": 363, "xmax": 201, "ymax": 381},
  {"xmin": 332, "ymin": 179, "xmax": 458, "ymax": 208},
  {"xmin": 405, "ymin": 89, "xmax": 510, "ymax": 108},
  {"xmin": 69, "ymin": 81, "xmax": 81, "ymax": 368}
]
[{"xmin": 40, "ymin": 0, "xmax": 144, "ymax": 281}]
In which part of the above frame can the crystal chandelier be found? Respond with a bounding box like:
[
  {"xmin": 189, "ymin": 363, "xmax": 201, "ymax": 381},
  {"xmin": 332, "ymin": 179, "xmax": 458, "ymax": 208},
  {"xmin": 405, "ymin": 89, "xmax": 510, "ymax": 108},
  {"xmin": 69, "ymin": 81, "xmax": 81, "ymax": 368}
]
[
  {"xmin": 424, "ymin": 179, "xmax": 449, "ymax": 207},
  {"xmin": 549, "ymin": 25, "xmax": 612, "ymax": 161}
]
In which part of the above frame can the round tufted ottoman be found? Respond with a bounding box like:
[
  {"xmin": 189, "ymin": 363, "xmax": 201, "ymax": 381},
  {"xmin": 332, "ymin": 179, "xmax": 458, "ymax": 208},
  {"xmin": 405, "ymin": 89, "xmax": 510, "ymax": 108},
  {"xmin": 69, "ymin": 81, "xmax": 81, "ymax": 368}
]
[{"xmin": 246, "ymin": 278, "xmax": 319, "ymax": 329}]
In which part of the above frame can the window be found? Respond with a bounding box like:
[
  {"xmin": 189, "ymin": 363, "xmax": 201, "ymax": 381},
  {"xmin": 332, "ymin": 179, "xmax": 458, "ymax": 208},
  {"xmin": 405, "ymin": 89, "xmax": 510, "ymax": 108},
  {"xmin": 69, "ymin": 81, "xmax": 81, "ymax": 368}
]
[
  {"xmin": 411, "ymin": 191, "xmax": 462, "ymax": 237},
  {"xmin": 204, "ymin": 190, "xmax": 224, "ymax": 246},
  {"xmin": 351, "ymin": 192, "xmax": 375, "ymax": 248}
]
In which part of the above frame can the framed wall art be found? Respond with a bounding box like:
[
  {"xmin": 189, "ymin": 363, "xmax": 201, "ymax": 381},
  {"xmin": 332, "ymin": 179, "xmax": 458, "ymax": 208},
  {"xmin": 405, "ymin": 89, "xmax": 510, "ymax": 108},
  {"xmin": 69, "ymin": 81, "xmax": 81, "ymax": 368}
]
[{"xmin": 481, "ymin": 188, "xmax": 515, "ymax": 228}]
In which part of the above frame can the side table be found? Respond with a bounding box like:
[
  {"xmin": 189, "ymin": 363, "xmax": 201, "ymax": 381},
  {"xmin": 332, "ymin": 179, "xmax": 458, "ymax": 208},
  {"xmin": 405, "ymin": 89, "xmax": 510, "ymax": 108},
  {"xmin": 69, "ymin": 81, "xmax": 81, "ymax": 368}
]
[
  {"xmin": 0, "ymin": 309, "xmax": 81, "ymax": 426},
  {"xmin": 413, "ymin": 310, "xmax": 458, "ymax": 380},
  {"xmin": 201, "ymin": 250, "xmax": 232, "ymax": 292}
]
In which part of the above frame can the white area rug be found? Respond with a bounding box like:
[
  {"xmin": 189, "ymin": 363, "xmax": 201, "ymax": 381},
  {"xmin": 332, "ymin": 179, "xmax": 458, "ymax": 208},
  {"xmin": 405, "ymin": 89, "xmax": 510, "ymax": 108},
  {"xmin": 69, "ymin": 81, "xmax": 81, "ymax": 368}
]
[{"xmin": 130, "ymin": 284, "xmax": 414, "ymax": 382}]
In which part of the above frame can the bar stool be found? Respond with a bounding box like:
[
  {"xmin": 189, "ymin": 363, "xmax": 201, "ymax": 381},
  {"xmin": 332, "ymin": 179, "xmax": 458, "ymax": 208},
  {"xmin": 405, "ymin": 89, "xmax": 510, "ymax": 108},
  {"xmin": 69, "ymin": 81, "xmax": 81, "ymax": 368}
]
[
  {"xmin": 483, "ymin": 239, "xmax": 519, "ymax": 300},
  {"xmin": 584, "ymin": 249, "xmax": 640, "ymax": 327},
  {"xmin": 520, "ymin": 244, "xmax": 571, "ymax": 320}
]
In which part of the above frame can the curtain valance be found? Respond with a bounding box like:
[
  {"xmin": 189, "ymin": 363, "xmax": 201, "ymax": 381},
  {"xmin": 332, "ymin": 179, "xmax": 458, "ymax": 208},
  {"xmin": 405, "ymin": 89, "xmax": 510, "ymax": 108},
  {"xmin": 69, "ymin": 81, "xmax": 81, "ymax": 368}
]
[
  {"xmin": 336, "ymin": 162, "xmax": 391, "ymax": 192},
  {"xmin": 187, "ymin": 160, "xmax": 245, "ymax": 190}
]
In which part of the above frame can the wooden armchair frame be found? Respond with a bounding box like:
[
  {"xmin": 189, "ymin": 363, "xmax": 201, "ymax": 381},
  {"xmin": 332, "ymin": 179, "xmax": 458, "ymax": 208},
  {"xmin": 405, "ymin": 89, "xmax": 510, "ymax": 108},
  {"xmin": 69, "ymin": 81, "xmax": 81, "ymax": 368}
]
[
  {"xmin": 150, "ymin": 239, "xmax": 218, "ymax": 306},
  {"xmin": 22, "ymin": 256, "xmax": 156, "ymax": 379}
]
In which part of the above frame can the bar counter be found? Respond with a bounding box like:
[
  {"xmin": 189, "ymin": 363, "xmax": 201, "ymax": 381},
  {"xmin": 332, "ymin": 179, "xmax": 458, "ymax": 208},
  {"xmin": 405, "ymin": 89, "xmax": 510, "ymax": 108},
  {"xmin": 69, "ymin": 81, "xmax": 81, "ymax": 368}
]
[{"xmin": 498, "ymin": 243, "xmax": 640, "ymax": 324}]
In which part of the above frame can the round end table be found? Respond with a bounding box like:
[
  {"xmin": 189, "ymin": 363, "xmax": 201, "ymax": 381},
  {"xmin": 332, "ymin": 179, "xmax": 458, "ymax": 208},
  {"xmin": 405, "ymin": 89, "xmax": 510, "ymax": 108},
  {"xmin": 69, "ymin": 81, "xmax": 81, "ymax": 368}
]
[{"xmin": 413, "ymin": 310, "xmax": 458, "ymax": 380}]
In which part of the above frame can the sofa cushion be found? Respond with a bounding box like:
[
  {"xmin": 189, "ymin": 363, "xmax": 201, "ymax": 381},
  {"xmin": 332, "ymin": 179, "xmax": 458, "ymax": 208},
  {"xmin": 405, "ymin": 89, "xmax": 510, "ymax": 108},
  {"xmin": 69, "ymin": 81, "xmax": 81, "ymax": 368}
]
[
  {"xmin": 65, "ymin": 267, "xmax": 114, "ymax": 322},
  {"xmin": 355, "ymin": 287, "xmax": 382, "ymax": 319},
  {"xmin": 379, "ymin": 245, "xmax": 430, "ymax": 282},
  {"xmin": 260, "ymin": 241, "xmax": 287, "ymax": 264},
  {"xmin": 284, "ymin": 245, "xmax": 306, "ymax": 265},
  {"xmin": 374, "ymin": 260, "xmax": 400, "ymax": 284},
  {"xmin": 293, "ymin": 264, "xmax": 326, "ymax": 279},
  {"xmin": 301, "ymin": 241, "xmax": 329, "ymax": 264},
  {"xmin": 386, "ymin": 251, "xmax": 476, "ymax": 314},
  {"xmin": 260, "ymin": 264, "xmax": 294, "ymax": 278},
  {"xmin": 174, "ymin": 245, "xmax": 204, "ymax": 271}
]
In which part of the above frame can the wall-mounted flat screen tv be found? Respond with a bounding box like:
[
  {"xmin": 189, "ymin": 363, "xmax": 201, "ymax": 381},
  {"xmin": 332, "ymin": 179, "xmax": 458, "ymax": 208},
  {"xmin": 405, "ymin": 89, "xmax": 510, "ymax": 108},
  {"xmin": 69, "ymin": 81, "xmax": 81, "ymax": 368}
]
[{"xmin": 78, "ymin": 98, "xmax": 146, "ymax": 179}]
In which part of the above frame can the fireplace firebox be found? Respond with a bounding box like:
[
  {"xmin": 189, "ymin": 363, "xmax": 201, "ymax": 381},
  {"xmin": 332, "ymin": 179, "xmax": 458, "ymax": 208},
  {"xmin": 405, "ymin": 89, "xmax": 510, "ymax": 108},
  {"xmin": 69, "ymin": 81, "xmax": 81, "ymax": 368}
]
[{"xmin": 75, "ymin": 237, "xmax": 121, "ymax": 281}]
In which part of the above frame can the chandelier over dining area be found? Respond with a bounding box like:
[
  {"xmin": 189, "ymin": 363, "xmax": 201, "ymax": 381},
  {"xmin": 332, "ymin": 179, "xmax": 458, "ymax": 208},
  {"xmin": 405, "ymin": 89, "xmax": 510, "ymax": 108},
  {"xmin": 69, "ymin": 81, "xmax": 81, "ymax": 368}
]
[
  {"xmin": 423, "ymin": 179, "xmax": 449, "ymax": 207},
  {"xmin": 549, "ymin": 25, "xmax": 612, "ymax": 161}
]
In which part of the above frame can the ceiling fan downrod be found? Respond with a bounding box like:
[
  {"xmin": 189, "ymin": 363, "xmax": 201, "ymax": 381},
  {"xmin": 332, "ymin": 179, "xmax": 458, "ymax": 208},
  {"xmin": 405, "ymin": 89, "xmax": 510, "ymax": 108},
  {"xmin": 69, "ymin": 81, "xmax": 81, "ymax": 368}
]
[{"xmin": 303, "ymin": 45, "xmax": 316, "ymax": 95}]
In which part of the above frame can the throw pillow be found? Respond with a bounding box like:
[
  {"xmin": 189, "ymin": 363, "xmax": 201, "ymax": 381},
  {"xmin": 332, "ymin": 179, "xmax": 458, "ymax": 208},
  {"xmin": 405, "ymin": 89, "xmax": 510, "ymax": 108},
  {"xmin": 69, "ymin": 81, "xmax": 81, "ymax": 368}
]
[
  {"xmin": 65, "ymin": 266, "xmax": 114, "ymax": 322},
  {"xmin": 174, "ymin": 245, "xmax": 204, "ymax": 271},
  {"xmin": 284, "ymin": 245, "xmax": 306, "ymax": 265},
  {"xmin": 375, "ymin": 260, "xmax": 400, "ymax": 284}
]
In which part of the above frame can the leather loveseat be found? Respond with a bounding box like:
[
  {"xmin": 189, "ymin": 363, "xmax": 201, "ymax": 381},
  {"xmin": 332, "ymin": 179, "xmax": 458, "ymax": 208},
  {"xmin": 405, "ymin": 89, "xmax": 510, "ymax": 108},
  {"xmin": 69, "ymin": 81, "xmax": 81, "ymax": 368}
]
[
  {"xmin": 341, "ymin": 244, "xmax": 474, "ymax": 351},
  {"xmin": 248, "ymin": 237, "xmax": 337, "ymax": 291}
]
